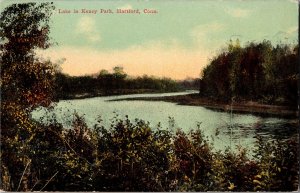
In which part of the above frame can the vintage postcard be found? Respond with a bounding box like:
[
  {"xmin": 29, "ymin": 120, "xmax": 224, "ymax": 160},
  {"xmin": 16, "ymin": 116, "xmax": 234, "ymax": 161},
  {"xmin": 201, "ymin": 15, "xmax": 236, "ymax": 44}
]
[{"xmin": 0, "ymin": 0, "xmax": 299, "ymax": 191}]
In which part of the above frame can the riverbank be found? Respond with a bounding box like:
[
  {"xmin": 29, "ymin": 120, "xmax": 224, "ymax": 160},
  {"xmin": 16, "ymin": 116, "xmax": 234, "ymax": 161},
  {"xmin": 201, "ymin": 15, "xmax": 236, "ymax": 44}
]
[
  {"xmin": 57, "ymin": 89, "xmax": 185, "ymax": 100},
  {"xmin": 110, "ymin": 93, "xmax": 298, "ymax": 118}
]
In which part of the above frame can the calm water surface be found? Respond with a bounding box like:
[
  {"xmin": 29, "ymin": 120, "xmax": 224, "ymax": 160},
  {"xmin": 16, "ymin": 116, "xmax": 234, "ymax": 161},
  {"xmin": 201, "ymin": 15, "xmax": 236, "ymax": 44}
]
[{"xmin": 32, "ymin": 91, "xmax": 298, "ymax": 152}]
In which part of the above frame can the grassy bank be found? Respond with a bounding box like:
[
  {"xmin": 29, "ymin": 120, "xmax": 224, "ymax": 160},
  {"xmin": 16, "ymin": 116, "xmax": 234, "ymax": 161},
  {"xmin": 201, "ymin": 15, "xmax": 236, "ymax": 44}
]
[{"xmin": 110, "ymin": 93, "xmax": 298, "ymax": 118}]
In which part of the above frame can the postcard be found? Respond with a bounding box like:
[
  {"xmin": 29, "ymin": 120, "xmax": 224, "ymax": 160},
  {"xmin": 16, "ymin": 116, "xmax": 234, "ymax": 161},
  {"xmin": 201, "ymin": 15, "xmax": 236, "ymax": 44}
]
[{"xmin": 0, "ymin": 0, "xmax": 299, "ymax": 191}]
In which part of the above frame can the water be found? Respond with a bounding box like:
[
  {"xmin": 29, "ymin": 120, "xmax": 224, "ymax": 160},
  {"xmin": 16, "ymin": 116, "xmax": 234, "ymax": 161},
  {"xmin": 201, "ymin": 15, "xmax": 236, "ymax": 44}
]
[{"xmin": 32, "ymin": 91, "xmax": 298, "ymax": 153}]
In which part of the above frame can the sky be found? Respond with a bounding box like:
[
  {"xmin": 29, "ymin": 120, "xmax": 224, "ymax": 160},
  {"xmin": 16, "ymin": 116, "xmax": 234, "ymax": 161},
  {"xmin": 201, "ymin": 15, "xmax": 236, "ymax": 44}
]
[{"xmin": 1, "ymin": 0, "xmax": 299, "ymax": 80}]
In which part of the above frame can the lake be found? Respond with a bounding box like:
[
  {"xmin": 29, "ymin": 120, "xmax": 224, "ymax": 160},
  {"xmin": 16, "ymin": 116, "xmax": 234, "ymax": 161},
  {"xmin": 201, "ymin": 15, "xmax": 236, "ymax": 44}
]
[{"xmin": 32, "ymin": 91, "xmax": 298, "ymax": 153}]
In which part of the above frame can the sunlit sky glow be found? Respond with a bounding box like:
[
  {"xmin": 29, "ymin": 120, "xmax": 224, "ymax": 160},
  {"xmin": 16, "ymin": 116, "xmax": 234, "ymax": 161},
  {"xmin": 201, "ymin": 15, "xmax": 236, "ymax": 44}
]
[{"xmin": 1, "ymin": 0, "xmax": 298, "ymax": 79}]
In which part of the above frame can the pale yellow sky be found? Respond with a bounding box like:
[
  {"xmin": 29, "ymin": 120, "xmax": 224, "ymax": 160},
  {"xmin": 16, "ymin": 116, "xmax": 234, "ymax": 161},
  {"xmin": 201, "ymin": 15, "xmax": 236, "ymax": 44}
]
[
  {"xmin": 27, "ymin": 0, "xmax": 298, "ymax": 80},
  {"xmin": 39, "ymin": 43, "xmax": 210, "ymax": 80}
]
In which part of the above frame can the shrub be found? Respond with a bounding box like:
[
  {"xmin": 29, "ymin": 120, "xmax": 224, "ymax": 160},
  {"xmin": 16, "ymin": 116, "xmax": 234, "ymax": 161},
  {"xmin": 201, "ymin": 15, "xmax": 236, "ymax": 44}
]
[{"xmin": 1, "ymin": 113, "xmax": 299, "ymax": 191}]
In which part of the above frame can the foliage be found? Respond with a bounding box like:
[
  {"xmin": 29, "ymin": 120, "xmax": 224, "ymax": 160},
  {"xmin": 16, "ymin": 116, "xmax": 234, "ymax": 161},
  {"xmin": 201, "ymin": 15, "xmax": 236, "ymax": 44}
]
[
  {"xmin": 91, "ymin": 116, "xmax": 174, "ymax": 191},
  {"xmin": 55, "ymin": 70, "xmax": 181, "ymax": 99},
  {"xmin": 2, "ymin": 113, "xmax": 298, "ymax": 191},
  {"xmin": 200, "ymin": 40, "xmax": 298, "ymax": 106},
  {"xmin": 0, "ymin": 2, "xmax": 56, "ymax": 109},
  {"xmin": 0, "ymin": 2, "xmax": 56, "ymax": 191},
  {"xmin": 252, "ymin": 136, "xmax": 299, "ymax": 191}
]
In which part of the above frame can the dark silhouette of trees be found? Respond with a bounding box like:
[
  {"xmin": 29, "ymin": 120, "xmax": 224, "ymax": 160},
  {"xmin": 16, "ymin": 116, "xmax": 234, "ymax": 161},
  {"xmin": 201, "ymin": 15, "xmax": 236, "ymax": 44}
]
[
  {"xmin": 200, "ymin": 40, "xmax": 298, "ymax": 106},
  {"xmin": 0, "ymin": 2, "xmax": 56, "ymax": 191},
  {"xmin": 55, "ymin": 68, "xmax": 181, "ymax": 99}
]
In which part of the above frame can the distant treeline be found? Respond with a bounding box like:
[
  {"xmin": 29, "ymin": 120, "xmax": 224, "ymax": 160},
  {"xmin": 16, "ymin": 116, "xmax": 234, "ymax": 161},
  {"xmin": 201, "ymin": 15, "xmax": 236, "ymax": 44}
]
[
  {"xmin": 200, "ymin": 40, "xmax": 298, "ymax": 106},
  {"xmin": 55, "ymin": 66, "xmax": 200, "ymax": 99}
]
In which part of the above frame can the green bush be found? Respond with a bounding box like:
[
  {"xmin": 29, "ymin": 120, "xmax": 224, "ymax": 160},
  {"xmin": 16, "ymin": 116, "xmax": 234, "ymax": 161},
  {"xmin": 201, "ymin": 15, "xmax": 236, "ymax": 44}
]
[{"xmin": 1, "ymin": 113, "xmax": 298, "ymax": 191}]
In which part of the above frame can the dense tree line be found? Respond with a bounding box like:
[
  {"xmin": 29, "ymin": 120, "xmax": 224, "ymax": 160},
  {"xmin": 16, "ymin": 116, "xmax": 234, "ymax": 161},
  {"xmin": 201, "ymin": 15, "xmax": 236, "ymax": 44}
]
[
  {"xmin": 55, "ymin": 67, "xmax": 185, "ymax": 99},
  {"xmin": 200, "ymin": 40, "xmax": 298, "ymax": 106}
]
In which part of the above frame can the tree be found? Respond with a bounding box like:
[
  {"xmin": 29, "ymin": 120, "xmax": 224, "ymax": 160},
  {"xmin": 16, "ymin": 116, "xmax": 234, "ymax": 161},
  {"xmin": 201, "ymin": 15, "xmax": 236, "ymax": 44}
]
[
  {"xmin": 1, "ymin": 2, "xmax": 56, "ymax": 109},
  {"xmin": 0, "ymin": 2, "xmax": 55, "ymax": 191},
  {"xmin": 200, "ymin": 40, "xmax": 298, "ymax": 105},
  {"xmin": 112, "ymin": 66, "xmax": 127, "ymax": 89}
]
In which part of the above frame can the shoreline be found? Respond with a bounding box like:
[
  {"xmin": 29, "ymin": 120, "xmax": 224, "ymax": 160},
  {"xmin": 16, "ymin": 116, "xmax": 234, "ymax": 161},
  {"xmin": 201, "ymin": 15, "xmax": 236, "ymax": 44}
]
[
  {"xmin": 56, "ymin": 89, "xmax": 185, "ymax": 100},
  {"xmin": 110, "ymin": 93, "xmax": 298, "ymax": 118}
]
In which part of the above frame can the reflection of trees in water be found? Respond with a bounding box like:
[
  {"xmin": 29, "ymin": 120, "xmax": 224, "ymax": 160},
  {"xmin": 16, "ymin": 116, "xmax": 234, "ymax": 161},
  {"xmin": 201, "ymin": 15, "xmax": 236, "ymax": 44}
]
[
  {"xmin": 255, "ymin": 121, "xmax": 298, "ymax": 140},
  {"xmin": 221, "ymin": 120, "xmax": 298, "ymax": 142}
]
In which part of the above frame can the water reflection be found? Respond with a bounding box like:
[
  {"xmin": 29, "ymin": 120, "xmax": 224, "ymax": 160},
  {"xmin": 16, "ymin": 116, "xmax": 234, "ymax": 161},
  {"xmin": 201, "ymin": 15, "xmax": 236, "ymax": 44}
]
[
  {"xmin": 32, "ymin": 92, "xmax": 298, "ymax": 153},
  {"xmin": 221, "ymin": 121, "xmax": 298, "ymax": 142}
]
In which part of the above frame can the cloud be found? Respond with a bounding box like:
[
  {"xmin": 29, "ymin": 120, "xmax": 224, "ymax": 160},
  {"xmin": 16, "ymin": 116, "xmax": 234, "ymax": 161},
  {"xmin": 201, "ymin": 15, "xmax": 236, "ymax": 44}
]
[
  {"xmin": 288, "ymin": 0, "xmax": 299, "ymax": 4},
  {"xmin": 286, "ymin": 26, "xmax": 298, "ymax": 36},
  {"xmin": 37, "ymin": 42, "xmax": 210, "ymax": 80},
  {"xmin": 118, "ymin": 4, "xmax": 133, "ymax": 10},
  {"xmin": 191, "ymin": 22, "xmax": 224, "ymax": 35},
  {"xmin": 191, "ymin": 22, "xmax": 224, "ymax": 37},
  {"xmin": 273, "ymin": 26, "xmax": 298, "ymax": 41},
  {"xmin": 226, "ymin": 8, "xmax": 251, "ymax": 18},
  {"xmin": 76, "ymin": 16, "xmax": 101, "ymax": 42},
  {"xmin": 190, "ymin": 22, "xmax": 225, "ymax": 49}
]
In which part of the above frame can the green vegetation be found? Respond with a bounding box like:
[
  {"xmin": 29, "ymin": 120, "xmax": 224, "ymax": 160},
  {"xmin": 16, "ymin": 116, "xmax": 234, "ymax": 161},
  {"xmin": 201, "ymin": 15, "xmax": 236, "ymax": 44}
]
[
  {"xmin": 200, "ymin": 39, "xmax": 298, "ymax": 106},
  {"xmin": 55, "ymin": 68, "xmax": 183, "ymax": 99},
  {"xmin": 0, "ymin": 2, "xmax": 56, "ymax": 191},
  {"xmin": 1, "ymin": 113, "xmax": 299, "ymax": 191},
  {"xmin": 0, "ymin": 2, "xmax": 298, "ymax": 192}
]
